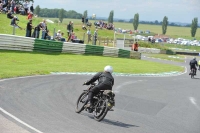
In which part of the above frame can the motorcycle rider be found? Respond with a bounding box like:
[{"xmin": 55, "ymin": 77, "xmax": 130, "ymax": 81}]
[
  {"xmin": 83, "ymin": 65, "xmax": 114, "ymax": 108},
  {"xmin": 189, "ymin": 57, "xmax": 198, "ymax": 75}
]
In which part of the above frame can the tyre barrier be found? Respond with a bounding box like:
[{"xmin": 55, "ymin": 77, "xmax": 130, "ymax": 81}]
[{"xmin": 0, "ymin": 34, "xmax": 141, "ymax": 59}]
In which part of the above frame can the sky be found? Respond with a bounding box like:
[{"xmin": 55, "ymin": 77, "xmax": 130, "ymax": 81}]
[{"xmin": 33, "ymin": 0, "xmax": 200, "ymax": 23}]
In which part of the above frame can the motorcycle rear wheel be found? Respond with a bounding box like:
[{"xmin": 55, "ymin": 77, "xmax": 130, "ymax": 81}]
[{"xmin": 94, "ymin": 99, "xmax": 108, "ymax": 122}]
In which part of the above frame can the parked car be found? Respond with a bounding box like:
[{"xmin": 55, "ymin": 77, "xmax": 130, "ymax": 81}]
[
  {"xmin": 155, "ymin": 38, "xmax": 163, "ymax": 43},
  {"xmin": 145, "ymin": 30, "xmax": 150, "ymax": 34}
]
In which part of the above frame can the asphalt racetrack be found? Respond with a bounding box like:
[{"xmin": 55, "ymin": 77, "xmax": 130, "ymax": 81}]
[{"xmin": 0, "ymin": 56, "xmax": 200, "ymax": 133}]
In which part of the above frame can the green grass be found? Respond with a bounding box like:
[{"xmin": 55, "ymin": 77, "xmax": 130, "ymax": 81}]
[
  {"xmin": 0, "ymin": 50, "xmax": 184, "ymax": 79},
  {"xmin": 146, "ymin": 54, "xmax": 186, "ymax": 62}
]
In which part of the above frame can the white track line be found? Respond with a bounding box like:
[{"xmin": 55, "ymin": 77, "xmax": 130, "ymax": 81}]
[
  {"xmin": 114, "ymin": 80, "xmax": 144, "ymax": 93},
  {"xmin": 0, "ymin": 107, "xmax": 43, "ymax": 133},
  {"xmin": 189, "ymin": 97, "xmax": 200, "ymax": 110}
]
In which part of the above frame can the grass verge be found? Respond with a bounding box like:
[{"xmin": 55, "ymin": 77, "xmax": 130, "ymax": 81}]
[{"xmin": 0, "ymin": 50, "xmax": 184, "ymax": 79}]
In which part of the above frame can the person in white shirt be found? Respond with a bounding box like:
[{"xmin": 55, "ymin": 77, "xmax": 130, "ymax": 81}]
[
  {"xmin": 87, "ymin": 29, "xmax": 91, "ymax": 43},
  {"xmin": 56, "ymin": 30, "xmax": 62, "ymax": 40},
  {"xmin": 23, "ymin": 1, "xmax": 29, "ymax": 15}
]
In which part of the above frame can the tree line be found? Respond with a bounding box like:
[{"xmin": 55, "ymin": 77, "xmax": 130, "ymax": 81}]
[
  {"xmin": 129, "ymin": 19, "xmax": 189, "ymax": 27},
  {"xmin": 34, "ymin": 5, "xmax": 83, "ymax": 22},
  {"xmin": 132, "ymin": 13, "xmax": 198, "ymax": 37}
]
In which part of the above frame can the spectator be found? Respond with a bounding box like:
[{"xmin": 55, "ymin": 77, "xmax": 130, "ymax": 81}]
[
  {"xmin": 71, "ymin": 21, "xmax": 74, "ymax": 32},
  {"xmin": 30, "ymin": 3, "xmax": 34, "ymax": 13},
  {"xmin": 67, "ymin": 21, "xmax": 72, "ymax": 37},
  {"xmin": 55, "ymin": 30, "xmax": 66, "ymax": 41},
  {"xmin": 71, "ymin": 32, "xmax": 76, "ymax": 41},
  {"xmin": 81, "ymin": 16, "xmax": 84, "ymax": 24},
  {"xmin": 27, "ymin": 11, "xmax": 33, "ymax": 20},
  {"xmin": 26, "ymin": 19, "xmax": 33, "ymax": 37},
  {"xmin": 93, "ymin": 29, "xmax": 98, "ymax": 45},
  {"xmin": 45, "ymin": 30, "xmax": 51, "ymax": 40},
  {"xmin": 10, "ymin": 16, "xmax": 19, "ymax": 27},
  {"xmin": 60, "ymin": 32, "xmax": 66, "ymax": 42},
  {"xmin": 86, "ymin": 22, "xmax": 92, "ymax": 27},
  {"xmin": 23, "ymin": 1, "xmax": 29, "ymax": 15},
  {"xmin": 131, "ymin": 42, "xmax": 139, "ymax": 51},
  {"xmin": 85, "ymin": 18, "xmax": 88, "ymax": 23},
  {"xmin": 35, "ymin": 22, "xmax": 42, "ymax": 38},
  {"xmin": 56, "ymin": 30, "xmax": 62, "ymax": 40},
  {"xmin": 2, "ymin": 0, "xmax": 8, "ymax": 9},
  {"xmin": 13, "ymin": 5, "xmax": 17, "ymax": 13},
  {"xmin": 148, "ymin": 37, "xmax": 151, "ymax": 42},
  {"xmin": 41, "ymin": 19, "xmax": 47, "ymax": 39},
  {"xmin": 7, "ymin": 10, "xmax": 13, "ymax": 19},
  {"xmin": 0, "ymin": 3, "xmax": 3, "ymax": 13},
  {"xmin": 19, "ymin": 5, "xmax": 25, "ymax": 15},
  {"xmin": 44, "ymin": 23, "xmax": 48, "ymax": 39},
  {"xmin": 87, "ymin": 29, "xmax": 91, "ymax": 43},
  {"xmin": 10, "ymin": 0, "xmax": 15, "ymax": 13},
  {"xmin": 82, "ymin": 25, "xmax": 87, "ymax": 30}
]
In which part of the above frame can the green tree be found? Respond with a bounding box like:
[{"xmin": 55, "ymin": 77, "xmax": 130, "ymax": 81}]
[
  {"xmin": 162, "ymin": 16, "xmax": 168, "ymax": 34},
  {"xmin": 191, "ymin": 18, "xmax": 198, "ymax": 37},
  {"xmin": 108, "ymin": 10, "xmax": 114, "ymax": 23},
  {"xmin": 59, "ymin": 8, "xmax": 65, "ymax": 23},
  {"xmin": 34, "ymin": 5, "xmax": 40, "ymax": 16},
  {"xmin": 133, "ymin": 13, "xmax": 139, "ymax": 30}
]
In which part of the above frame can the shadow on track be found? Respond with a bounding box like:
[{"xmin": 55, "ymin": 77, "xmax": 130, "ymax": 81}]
[
  {"xmin": 80, "ymin": 113, "xmax": 139, "ymax": 128},
  {"xmin": 102, "ymin": 119, "xmax": 139, "ymax": 128},
  {"xmin": 192, "ymin": 77, "xmax": 200, "ymax": 79}
]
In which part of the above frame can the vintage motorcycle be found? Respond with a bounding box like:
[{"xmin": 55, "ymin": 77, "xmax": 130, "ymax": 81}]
[{"xmin": 75, "ymin": 82, "xmax": 115, "ymax": 121}]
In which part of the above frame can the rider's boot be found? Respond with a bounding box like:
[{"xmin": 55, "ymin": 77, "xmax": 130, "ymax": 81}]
[{"xmin": 85, "ymin": 101, "xmax": 93, "ymax": 108}]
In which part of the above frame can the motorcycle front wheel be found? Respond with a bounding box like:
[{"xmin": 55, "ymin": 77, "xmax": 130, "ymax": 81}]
[{"xmin": 75, "ymin": 92, "xmax": 88, "ymax": 113}]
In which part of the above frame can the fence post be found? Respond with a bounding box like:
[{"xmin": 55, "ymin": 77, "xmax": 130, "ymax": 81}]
[
  {"xmin": 92, "ymin": 35, "xmax": 95, "ymax": 45},
  {"xmin": 12, "ymin": 26, "xmax": 15, "ymax": 35},
  {"xmin": 53, "ymin": 28, "xmax": 56, "ymax": 40},
  {"xmin": 99, "ymin": 37, "xmax": 101, "ymax": 45},
  {"xmin": 83, "ymin": 33, "xmax": 85, "ymax": 43},
  {"xmin": 87, "ymin": 34, "xmax": 89, "ymax": 44},
  {"xmin": 106, "ymin": 37, "xmax": 108, "ymax": 46}
]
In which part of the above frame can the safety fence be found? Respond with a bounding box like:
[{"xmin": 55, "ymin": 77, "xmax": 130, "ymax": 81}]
[{"xmin": 0, "ymin": 34, "xmax": 141, "ymax": 59}]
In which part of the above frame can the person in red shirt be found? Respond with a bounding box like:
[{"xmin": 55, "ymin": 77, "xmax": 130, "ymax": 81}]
[
  {"xmin": 71, "ymin": 32, "xmax": 76, "ymax": 40},
  {"xmin": 27, "ymin": 12, "xmax": 33, "ymax": 20},
  {"xmin": 131, "ymin": 41, "xmax": 139, "ymax": 51}
]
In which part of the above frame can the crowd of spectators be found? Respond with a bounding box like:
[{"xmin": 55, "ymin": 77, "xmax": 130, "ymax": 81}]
[
  {"xmin": 94, "ymin": 20, "xmax": 114, "ymax": 30},
  {"xmin": 2, "ymin": 2, "xmax": 92, "ymax": 44},
  {"xmin": 1, "ymin": 0, "xmax": 34, "ymax": 15},
  {"xmin": 2, "ymin": 0, "xmax": 53, "ymax": 41}
]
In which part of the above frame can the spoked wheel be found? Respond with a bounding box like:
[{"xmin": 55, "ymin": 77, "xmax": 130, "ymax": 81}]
[
  {"xmin": 191, "ymin": 69, "xmax": 194, "ymax": 79},
  {"xmin": 191, "ymin": 73, "xmax": 194, "ymax": 78},
  {"xmin": 94, "ymin": 100, "xmax": 108, "ymax": 122},
  {"xmin": 75, "ymin": 92, "xmax": 88, "ymax": 113}
]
